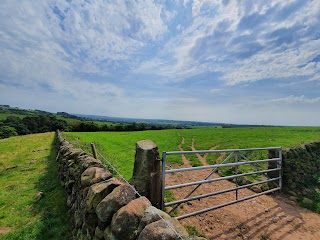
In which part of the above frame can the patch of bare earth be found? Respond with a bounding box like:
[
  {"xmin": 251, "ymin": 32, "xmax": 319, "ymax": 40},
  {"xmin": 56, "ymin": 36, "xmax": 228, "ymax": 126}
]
[
  {"xmin": 165, "ymin": 139, "xmax": 320, "ymax": 240},
  {"xmin": 0, "ymin": 227, "xmax": 11, "ymax": 236}
]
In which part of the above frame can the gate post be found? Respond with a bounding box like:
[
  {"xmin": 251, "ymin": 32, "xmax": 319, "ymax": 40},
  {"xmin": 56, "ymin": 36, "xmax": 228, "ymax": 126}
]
[
  {"xmin": 267, "ymin": 149, "xmax": 279, "ymax": 179},
  {"xmin": 130, "ymin": 140, "xmax": 162, "ymax": 208}
]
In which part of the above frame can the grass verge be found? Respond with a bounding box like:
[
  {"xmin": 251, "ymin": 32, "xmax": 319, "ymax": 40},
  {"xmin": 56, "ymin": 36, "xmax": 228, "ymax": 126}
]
[{"xmin": 0, "ymin": 132, "xmax": 71, "ymax": 239}]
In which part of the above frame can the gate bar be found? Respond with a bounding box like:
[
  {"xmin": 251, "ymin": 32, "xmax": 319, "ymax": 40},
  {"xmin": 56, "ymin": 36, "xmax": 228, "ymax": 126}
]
[
  {"xmin": 166, "ymin": 147, "xmax": 281, "ymax": 155},
  {"xmin": 168, "ymin": 152, "xmax": 235, "ymax": 214},
  {"xmin": 176, "ymin": 187, "xmax": 281, "ymax": 220},
  {"xmin": 166, "ymin": 158, "xmax": 281, "ymax": 174},
  {"xmin": 165, "ymin": 177, "xmax": 281, "ymax": 207},
  {"xmin": 165, "ymin": 168, "xmax": 281, "ymax": 190}
]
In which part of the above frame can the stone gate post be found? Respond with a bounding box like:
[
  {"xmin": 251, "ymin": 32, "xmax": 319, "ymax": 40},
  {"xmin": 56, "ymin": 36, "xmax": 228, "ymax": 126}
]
[{"xmin": 130, "ymin": 140, "xmax": 162, "ymax": 208}]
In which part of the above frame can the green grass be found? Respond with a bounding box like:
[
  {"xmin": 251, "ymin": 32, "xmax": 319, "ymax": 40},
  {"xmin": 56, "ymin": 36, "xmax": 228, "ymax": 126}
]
[
  {"xmin": 184, "ymin": 225, "xmax": 205, "ymax": 237},
  {"xmin": 63, "ymin": 127, "xmax": 320, "ymax": 180},
  {"xmin": 0, "ymin": 132, "xmax": 71, "ymax": 239},
  {"xmin": 0, "ymin": 113, "xmax": 26, "ymax": 120}
]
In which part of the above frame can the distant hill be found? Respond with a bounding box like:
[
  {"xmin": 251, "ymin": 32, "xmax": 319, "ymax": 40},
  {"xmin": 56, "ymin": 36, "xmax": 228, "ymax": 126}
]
[{"xmin": 73, "ymin": 113, "xmax": 223, "ymax": 127}]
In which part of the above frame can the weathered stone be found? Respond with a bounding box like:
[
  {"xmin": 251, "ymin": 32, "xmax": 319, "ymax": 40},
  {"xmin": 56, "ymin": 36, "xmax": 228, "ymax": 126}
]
[
  {"xmin": 96, "ymin": 184, "xmax": 136, "ymax": 224},
  {"xmin": 138, "ymin": 206, "xmax": 189, "ymax": 239},
  {"xmin": 35, "ymin": 191, "xmax": 44, "ymax": 201},
  {"xmin": 67, "ymin": 148, "xmax": 86, "ymax": 160},
  {"xmin": 250, "ymin": 185, "xmax": 262, "ymax": 193},
  {"xmin": 241, "ymin": 178, "xmax": 252, "ymax": 185},
  {"xmin": 111, "ymin": 197, "xmax": 150, "ymax": 240},
  {"xmin": 81, "ymin": 167, "xmax": 112, "ymax": 187},
  {"xmin": 81, "ymin": 157, "xmax": 104, "ymax": 170},
  {"xmin": 131, "ymin": 140, "xmax": 161, "ymax": 208},
  {"xmin": 86, "ymin": 178, "xmax": 122, "ymax": 213},
  {"xmin": 302, "ymin": 197, "xmax": 314, "ymax": 206},
  {"xmin": 138, "ymin": 219, "xmax": 189, "ymax": 240}
]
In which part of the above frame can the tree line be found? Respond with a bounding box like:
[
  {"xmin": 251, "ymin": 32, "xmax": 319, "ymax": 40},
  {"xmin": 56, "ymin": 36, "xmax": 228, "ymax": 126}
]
[{"xmin": 0, "ymin": 115, "xmax": 185, "ymax": 139}]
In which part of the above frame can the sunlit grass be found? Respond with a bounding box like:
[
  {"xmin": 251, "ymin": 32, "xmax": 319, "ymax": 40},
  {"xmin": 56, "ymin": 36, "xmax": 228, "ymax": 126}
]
[{"xmin": 0, "ymin": 132, "xmax": 71, "ymax": 240}]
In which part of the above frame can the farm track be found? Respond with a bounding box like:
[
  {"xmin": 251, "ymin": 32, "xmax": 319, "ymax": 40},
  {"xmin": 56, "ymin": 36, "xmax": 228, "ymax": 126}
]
[{"xmin": 166, "ymin": 138, "xmax": 320, "ymax": 240}]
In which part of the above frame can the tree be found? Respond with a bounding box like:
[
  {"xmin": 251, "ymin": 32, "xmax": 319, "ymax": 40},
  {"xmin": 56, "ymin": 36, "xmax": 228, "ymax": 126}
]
[{"xmin": 0, "ymin": 126, "xmax": 18, "ymax": 139}]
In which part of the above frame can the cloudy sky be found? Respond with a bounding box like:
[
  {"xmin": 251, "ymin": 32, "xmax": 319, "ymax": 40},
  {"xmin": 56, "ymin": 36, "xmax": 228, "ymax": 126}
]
[{"xmin": 0, "ymin": 0, "xmax": 319, "ymax": 126}]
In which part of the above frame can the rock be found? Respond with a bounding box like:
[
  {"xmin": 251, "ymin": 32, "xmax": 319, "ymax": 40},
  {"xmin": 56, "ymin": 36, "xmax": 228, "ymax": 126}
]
[
  {"xmin": 138, "ymin": 219, "xmax": 189, "ymax": 240},
  {"xmin": 81, "ymin": 167, "xmax": 112, "ymax": 187},
  {"xmin": 250, "ymin": 185, "xmax": 262, "ymax": 193},
  {"xmin": 138, "ymin": 206, "xmax": 189, "ymax": 239},
  {"xmin": 111, "ymin": 197, "xmax": 150, "ymax": 240},
  {"xmin": 85, "ymin": 178, "xmax": 122, "ymax": 213},
  {"xmin": 96, "ymin": 184, "xmax": 136, "ymax": 224},
  {"xmin": 241, "ymin": 178, "xmax": 252, "ymax": 185},
  {"xmin": 302, "ymin": 197, "xmax": 314, "ymax": 206},
  {"xmin": 81, "ymin": 156, "xmax": 104, "ymax": 171},
  {"xmin": 35, "ymin": 191, "xmax": 44, "ymax": 201},
  {"xmin": 131, "ymin": 140, "xmax": 161, "ymax": 207}
]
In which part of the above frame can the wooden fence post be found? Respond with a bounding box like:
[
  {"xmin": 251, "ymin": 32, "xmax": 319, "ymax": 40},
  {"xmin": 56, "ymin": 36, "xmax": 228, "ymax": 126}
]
[
  {"xmin": 130, "ymin": 140, "xmax": 162, "ymax": 208},
  {"xmin": 91, "ymin": 143, "xmax": 97, "ymax": 159}
]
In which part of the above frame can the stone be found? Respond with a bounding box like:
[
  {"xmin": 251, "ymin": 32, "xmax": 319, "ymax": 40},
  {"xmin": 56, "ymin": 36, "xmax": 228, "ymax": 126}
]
[
  {"xmin": 111, "ymin": 197, "xmax": 150, "ymax": 240},
  {"xmin": 35, "ymin": 191, "xmax": 44, "ymax": 201},
  {"xmin": 67, "ymin": 149, "xmax": 86, "ymax": 160},
  {"xmin": 86, "ymin": 178, "xmax": 122, "ymax": 213},
  {"xmin": 138, "ymin": 206, "xmax": 189, "ymax": 239},
  {"xmin": 96, "ymin": 184, "xmax": 136, "ymax": 224},
  {"xmin": 302, "ymin": 197, "xmax": 314, "ymax": 206},
  {"xmin": 250, "ymin": 185, "xmax": 262, "ymax": 193},
  {"xmin": 241, "ymin": 178, "xmax": 252, "ymax": 185},
  {"xmin": 80, "ymin": 156, "xmax": 105, "ymax": 172},
  {"xmin": 81, "ymin": 167, "xmax": 112, "ymax": 187},
  {"xmin": 131, "ymin": 140, "xmax": 161, "ymax": 208},
  {"xmin": 138, "ymin": 219, "xmax": 189, "ymax": 240}
]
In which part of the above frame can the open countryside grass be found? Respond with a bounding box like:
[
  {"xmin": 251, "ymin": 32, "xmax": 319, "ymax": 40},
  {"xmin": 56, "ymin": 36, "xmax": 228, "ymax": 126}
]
[
  {"xmin": 63, "ymin": 127, "xmax": 320, "ymax": 180},
  {"xmin": 0, "ymin": 132, "xmax": 71, "ymax": 240}
]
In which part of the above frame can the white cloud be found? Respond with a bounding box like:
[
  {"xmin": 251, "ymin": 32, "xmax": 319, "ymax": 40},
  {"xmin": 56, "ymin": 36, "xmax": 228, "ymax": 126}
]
[{"xmin": 268, "ymin": 95, "xmax": 320, "ymax": 104}]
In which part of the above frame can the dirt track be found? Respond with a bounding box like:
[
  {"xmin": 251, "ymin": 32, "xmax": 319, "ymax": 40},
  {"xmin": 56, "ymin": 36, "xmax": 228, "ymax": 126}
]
[{"xmin": 166, "ymin": 138, "xmax": 320, "ymax": 240}]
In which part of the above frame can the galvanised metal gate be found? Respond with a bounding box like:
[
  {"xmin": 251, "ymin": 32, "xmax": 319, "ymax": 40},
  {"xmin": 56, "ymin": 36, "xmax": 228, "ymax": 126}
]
[{"xmin": 161, "ymin": 147, "xmax": 282, "ymax": 220}]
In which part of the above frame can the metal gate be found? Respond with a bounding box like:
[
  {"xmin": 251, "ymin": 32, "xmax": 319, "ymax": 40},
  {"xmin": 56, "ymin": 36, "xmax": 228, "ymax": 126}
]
[{"xmin": 161, "ymin": 147, "xmax": 282, "ymax": 220}]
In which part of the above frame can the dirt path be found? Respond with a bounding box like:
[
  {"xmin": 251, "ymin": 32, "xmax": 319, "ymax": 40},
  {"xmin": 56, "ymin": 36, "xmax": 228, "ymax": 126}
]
[
  {"xmin": 166, "ymin": 140, "xmax": 320, "ymax": 240},
  {"xmin": 178, "ymin": 136, "xmax": 190, "ymax": 165}
]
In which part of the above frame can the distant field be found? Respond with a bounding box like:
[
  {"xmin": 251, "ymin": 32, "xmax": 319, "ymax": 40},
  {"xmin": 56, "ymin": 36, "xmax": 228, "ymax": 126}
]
[
  {"xmin": 0, "ymin": 133, "xmax": 71, "ymax": 240},
  {"xmin": 0, "ymin": 113, "xmax": 26, "ymax": 120},
  {"xmin": 63, "ymin": 127, "xmax": 320, "ymax": 179}
]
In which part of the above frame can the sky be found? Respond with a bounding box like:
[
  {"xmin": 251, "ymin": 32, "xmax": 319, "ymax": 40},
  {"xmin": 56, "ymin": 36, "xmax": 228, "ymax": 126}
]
[{"xmin": 0, "ymin": 0, "xmax": 319, "ymax": 126}]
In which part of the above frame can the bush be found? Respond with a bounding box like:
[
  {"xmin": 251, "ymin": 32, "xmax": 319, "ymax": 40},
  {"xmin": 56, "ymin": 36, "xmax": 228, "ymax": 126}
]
[{"xmin": 0, "ymin": 126, "xmax": 18, "ymax": 139}]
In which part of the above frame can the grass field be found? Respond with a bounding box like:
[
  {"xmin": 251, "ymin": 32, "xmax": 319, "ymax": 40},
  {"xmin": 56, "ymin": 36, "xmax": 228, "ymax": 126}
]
[
  {"xmin": 0, "ymin": 132, "xmax": 71, "ymax": 240},
  {"xmin": 63, "ymin": 127, "xmax": 320, "ymax": 180},
  {"xmin": 0, "ymin": 113, "xmax": 26, "ymax": 120}
]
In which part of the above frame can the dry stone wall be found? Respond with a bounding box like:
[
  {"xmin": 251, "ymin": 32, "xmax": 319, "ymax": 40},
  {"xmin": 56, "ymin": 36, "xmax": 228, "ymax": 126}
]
[
  {"xmin": 282, "ymin": 141, "xmax": 320, "ymax": 195},
  {"xmin": 56, "ymin": 131, "xmax": 205, "ymax": 240}
]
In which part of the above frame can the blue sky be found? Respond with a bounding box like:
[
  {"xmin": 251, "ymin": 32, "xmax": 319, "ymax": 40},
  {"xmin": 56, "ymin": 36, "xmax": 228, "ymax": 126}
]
[{"xmin": 0, "ymin": 0, "xmax": 319, "ymax": 126}]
